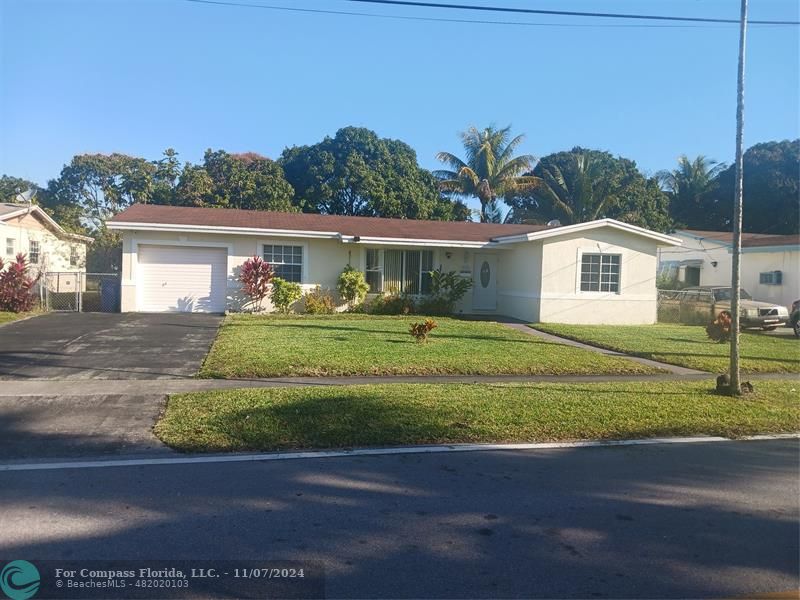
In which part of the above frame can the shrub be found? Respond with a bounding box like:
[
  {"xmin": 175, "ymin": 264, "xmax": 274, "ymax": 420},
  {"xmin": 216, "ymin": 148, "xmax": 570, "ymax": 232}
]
[
  {"xmin": 706, "ymin": 310, "xmax": 733, "ymax": 343},
  {"xmin": 270, "ymin": 277, "xmax": 302, "ymax": 314},
  {"xmin": 304, "ymin": 286, "xmax": 336, "ymax": 314},
  {"xmin": 239, "ymin": 256, "xmax": 273, "ymax": 312},
  {"xmin": 424, "ymin": 268, "xmax": 473, "ymax": 315},
  {"xmin": 416, "ymin": 295, "xmax": 453, "ymax": 316},
  {"xmin": 409, "ymin": 318, "xmax": 438, "ymax": 343},
  {"xmin": 0, "ymin": 253, "xmax": 40, "ymax": 313},
  {"xmin": 337, "ymin": 265, "xmax": 369, "ymax": 306},
  {"xmin": 369, "ymin": 293, "xmax": 415, "ymax": 315}
]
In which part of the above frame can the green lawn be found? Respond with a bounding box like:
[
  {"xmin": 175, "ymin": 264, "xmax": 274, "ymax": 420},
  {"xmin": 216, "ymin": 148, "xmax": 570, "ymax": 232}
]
[
  {"xmin": 199, "ymin": 314, "xmax": 659, "ymax": 378},
  {"xmin": 155, "ymin": 380, "xmax": 800, "ymax": 452},
  {"xmin": 532, "ymin": 323, "xmax": 800, "ymax": 374},
  {"xmin": 0, "ymin": 311, "xmax": 31, "ymax": 326}
]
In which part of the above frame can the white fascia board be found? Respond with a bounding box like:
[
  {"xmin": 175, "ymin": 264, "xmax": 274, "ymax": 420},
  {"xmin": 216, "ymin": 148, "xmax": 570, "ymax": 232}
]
[
  {"xmin": 493, "ymin": 219, "xmax": 683, "ymax": 247},
  {"xmin": 106, "ymin": 221, "xmax": 341, "ymax": 240},
  {"xmin": 339, "ymin": 235, "xmax": 498, "ymax": 249}
]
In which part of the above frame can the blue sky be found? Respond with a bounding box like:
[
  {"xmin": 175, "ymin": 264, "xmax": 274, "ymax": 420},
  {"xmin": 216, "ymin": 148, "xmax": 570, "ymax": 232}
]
[{"xmin": 1, "ymin": 0, "xmax": 798, "ymax": 212}]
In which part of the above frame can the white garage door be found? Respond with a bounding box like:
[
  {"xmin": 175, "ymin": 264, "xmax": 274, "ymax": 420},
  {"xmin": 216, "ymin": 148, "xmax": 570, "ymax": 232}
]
[{"xmin": 137, "ymin": 245, "xmax": 228, "ymax": 313}]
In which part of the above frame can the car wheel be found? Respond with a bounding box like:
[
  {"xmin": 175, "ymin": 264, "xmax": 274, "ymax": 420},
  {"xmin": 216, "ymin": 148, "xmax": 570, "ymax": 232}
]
[{"xmin": 794, "ymin": 321, "xmax": 800, "ymax": 339}]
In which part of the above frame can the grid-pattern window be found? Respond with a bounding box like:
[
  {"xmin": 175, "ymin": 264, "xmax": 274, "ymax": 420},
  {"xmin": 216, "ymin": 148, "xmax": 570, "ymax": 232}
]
[
  {"xmin": 70, "ymin": 246, "xmax": 79, "ymax": 267},
  {"xmin": 5, "ymin": 238, "xmax": 14, "ymax": 256},
  {"xmin": 263, "ymin": 244, "xmax": 303, "ymax": 283},
  {"xmin": 759, "ymin": 271, "xmax": 782, "ymax": 285},
  {"xmin": 28, "ymin": 240, "xmax": 40, "ymax": 264},
  {"xmin": 580, "ymin": 253, "xmax": 620, "ymax": 292}
]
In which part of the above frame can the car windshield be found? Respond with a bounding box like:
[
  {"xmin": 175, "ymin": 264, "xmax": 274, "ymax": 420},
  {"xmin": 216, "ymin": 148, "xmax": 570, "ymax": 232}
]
[{"xmin": 713, "ymin": 288, "xmax": 752, "ymax": 302}]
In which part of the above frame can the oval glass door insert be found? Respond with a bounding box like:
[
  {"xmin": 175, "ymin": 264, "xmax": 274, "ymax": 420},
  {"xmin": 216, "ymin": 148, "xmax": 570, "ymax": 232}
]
[{"xmin": 480, "ymin": 261, "xmax": 491, "ymax": 288}]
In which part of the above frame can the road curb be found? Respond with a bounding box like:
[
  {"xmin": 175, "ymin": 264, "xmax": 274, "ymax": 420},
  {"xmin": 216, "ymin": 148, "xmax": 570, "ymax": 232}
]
[{"xmin": 1, "ymin": 433, "xmax": 797, "ymax": 473}]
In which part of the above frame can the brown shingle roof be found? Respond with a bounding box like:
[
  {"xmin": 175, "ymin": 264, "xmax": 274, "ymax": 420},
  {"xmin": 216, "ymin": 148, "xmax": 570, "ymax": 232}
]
[
  {"xmin": 742, "ymin": 234, "xmax": 800, "ymax": 248},
  {"xmin": 109, "ymin": 204, "xmax": 548, "ymax": 242},
  {"xmin": 679, "ymin": 229, "xmax": 775, "ymax": 244}
]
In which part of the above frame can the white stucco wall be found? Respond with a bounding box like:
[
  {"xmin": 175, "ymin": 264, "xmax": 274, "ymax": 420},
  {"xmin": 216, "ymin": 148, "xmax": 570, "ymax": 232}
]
[
  {"xmin": 658, "ymin": 232, "xmax": 731, "ymax": 287},
  {"xmin": 1, "ymin": 212, "xmax": 87, "ymax": 274},
  {"xmin": 496, "ymin": 241, "xmax": 542, "ymax": 322},
  {"xmin": 536, "ymin": 229, "xmax": 660, "ymax": 324},
  {"xmin": 120, "ymin": 230, "xmax": 356, "ymax": 312},
  {"xmin": 118, "ymin": 224, "xmax": 667, "ymax": 323},
  {"xmin": 740, "ymin": 247, "xmax": 799, "ymax": 309}
]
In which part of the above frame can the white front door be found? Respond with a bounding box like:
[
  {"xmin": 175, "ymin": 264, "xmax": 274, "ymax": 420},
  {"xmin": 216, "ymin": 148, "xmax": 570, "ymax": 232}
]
[
  {"xmin": 137, "ymin": 245, "xmax": 228, "ymax": 313},
  {"xmin": 472, "ymin": 253, "xmax": 497, "ymax": 310}
]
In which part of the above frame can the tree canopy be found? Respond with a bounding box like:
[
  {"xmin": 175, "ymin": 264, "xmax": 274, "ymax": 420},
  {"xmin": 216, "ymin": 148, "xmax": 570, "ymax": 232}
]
[
  {"xmin": 506, "ymin": 147, "xmax": 672, "ymax": 232},
  {"xmin": 710, "ymin": 139, "xmax": 799, "ymax": 234},
  {"xmin": 435, "ymin": 125, "xmax": 538, "ymax": 222},
  {"xmin": 658, "ymin": 155, "xmax": 726, "ymax": 230},
  {"xmin": 279, "ymin": 126, "xmax": 464, "ymax": 220}
]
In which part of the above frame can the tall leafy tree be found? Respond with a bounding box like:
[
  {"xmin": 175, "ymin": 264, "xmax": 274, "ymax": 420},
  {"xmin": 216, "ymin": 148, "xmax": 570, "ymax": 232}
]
[
  {"xmin": 506, "ymin": 148, "xmax": 672, "ymax": 232},
  {"xmin": 434, "ymin": 125, "xmax": 538, "ymax": 222},
  {"xmin": 47, "ymin": 153, "xmax": 156, "ymax": 228},
  {"xmin": 0, "ymin": 175, "xmax": 40, "ymax": 202},
  {"xmin": 710, "ymin": 139, "xmax": 799, "ymax": 234},
  {"xmin": 280, "ymin": 126, "xmax": 455, "ymax": 220},
  {"xmin": 151, "ymin": 148, "xmax": 182, "ymax": 205},
  {"xmin": 200, "ymin": 150, "xmax": 295, "ymax": 211},
  {"xmin": 657, "ymin": 155, "xmax": 725, "ymax": 229}
]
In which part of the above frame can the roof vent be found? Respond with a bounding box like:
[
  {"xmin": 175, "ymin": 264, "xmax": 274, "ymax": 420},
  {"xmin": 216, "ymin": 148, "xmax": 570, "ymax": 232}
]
[{"xmin": 546, "ymin": 219, "xmax": 561, "ymax": 228}]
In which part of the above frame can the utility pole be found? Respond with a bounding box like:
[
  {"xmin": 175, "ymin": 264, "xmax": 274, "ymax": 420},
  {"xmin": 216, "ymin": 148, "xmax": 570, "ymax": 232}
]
[{"xmin": 729, "ymin": 0, "xmax": 748, "ymax": 396}]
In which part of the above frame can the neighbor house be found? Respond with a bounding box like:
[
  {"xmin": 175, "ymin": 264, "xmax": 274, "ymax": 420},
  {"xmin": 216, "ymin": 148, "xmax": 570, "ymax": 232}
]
[
  {"xmin": 0, "ymin": 203, "xmax": 92, "ymax": 289},
  {"xmin": 659, "ymin": 229, "xmax": 799, "ymax": 309},
  {"xmin": 107, "ymin": 204, "xmax": 681, "ymax": 324}
]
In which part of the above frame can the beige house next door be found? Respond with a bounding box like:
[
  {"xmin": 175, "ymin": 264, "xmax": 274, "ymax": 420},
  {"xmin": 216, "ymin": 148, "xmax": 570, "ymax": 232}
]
[{"xmin": 472, "ymin": 253, "xmax": 497, "ymax": 310}]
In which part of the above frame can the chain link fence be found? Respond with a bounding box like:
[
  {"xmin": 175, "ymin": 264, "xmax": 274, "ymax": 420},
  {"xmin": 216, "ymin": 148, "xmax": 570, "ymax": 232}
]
[
  {"xmin": 39, "ymin": 272, "xmax": 120, "ymax": 313},
  {"xmin": 657, "ymin": 289, "xmax": 715, "ymax": 325}
]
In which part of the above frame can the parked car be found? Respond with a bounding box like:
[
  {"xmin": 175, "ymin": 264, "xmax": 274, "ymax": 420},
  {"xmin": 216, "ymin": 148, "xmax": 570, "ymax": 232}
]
[
  {"xmin": 680, "ymin": 286, "xmax": 790, "ymax": 330},
  {"xmin": 789, "ymin": 299, "xmax": 800, "ymax": 338}
]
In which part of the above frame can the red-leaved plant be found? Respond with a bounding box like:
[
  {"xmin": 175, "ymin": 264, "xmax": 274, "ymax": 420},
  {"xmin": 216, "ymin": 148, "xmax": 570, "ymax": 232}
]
[
  {"xmin": 0, "ymin": 253, "xmax": 40, "ymax": 313},
  {"xmin": 239, "ymin": 256, "xmax": 274, "ymax": 312}
]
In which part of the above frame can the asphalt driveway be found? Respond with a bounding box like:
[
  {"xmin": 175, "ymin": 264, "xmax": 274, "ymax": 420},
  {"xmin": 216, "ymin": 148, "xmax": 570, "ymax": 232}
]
[{"xmin": 0, "ymin": 312, "xmax": 222, "ymax": 380}]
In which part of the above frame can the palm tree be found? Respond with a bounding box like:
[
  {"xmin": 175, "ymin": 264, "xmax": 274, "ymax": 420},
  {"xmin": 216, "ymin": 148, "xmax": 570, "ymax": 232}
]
[
  {"xmin": 517, "ymin": 151, "xmax": 615, "ymax": 225},
  {"xmin": 657, "ymin": 155, "xmax": 725, "ymax": 227},
  {"xmin": 435, "ymin": 125, "xmax": 538, "ymax": 222}
]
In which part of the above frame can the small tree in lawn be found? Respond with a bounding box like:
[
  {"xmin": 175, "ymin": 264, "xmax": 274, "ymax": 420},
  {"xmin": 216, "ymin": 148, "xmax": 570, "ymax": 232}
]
[
  {"xmin": 0, "ymin": 253, "xmax": 40, "ymax": 312},
  {"xmin": 239, "ymin": 256, "xmax": 273, "ymax": 312}
]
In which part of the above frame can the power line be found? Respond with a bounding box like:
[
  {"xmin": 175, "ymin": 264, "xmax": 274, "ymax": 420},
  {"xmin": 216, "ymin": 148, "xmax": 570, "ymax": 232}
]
[
  {"xmin": 182, "ymin": 0, "xmax": 793, "ymax": 28},
  {"xmin": 344, "ymin": 0, "xmax": 800, "ymax": 25}
]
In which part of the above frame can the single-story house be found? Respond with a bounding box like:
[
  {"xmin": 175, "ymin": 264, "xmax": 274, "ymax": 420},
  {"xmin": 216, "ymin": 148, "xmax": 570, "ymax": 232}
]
[
  {"xmin": 107, "ymin": 204, "xmax": 681, "ymax": 324},
  {"xmin": 0, "ymin": 202, "xmax": 92, "ymax": 291},
  {"xmin": 659, "ymin": 229, "xmax": 799, "ymax": 309}
]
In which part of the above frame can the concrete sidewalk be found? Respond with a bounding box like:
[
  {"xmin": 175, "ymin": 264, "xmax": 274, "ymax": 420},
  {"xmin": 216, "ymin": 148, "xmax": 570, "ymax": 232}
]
[{"xmin": 503, "ymin": 322, "xmax": 708, "ymax": 375}]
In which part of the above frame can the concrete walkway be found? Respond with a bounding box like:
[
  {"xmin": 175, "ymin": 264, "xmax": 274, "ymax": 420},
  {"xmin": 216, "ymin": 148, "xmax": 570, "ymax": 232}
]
[
  {"xmin": 2, "ymin": 372, "xmax": 796, "ymax": 397},
  {"xmin": 503, "ymin": 322, "xmax": 708, "ymax": 375}
]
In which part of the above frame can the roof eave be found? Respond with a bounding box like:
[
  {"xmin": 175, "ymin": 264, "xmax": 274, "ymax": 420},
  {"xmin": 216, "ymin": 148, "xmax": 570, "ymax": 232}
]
[{"xmin": 494, "ymin": 219, "xmax": 682, "ymax": 246}]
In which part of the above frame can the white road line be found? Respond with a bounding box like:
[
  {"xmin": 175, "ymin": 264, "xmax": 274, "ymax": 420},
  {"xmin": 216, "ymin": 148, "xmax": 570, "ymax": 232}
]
[{"xmin": 1, "ymin": 434, "xmax": 797, "ymax": 473}]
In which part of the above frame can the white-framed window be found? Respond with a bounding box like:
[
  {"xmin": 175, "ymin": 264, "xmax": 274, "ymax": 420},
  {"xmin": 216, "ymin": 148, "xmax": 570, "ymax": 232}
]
[
  {"xmin": 28, "ymin": 240, "xmax": 40, "ymax": 264},
  {"xmin": 5, "ymin": 238, "xmax": 14, "ymax": 256},
  {"xmin": 263, "ymin": 243, "xmax": 303, "ymax": 283},
  {"xmin": 70, "ymin": 245, "xmax": 79, "ymax": 267},
  {"xmin": 580, "ymin": 253, "xmax": 620, "ymax": 292},
  {"xmin": 367, "ymin": 248, "xmax": 434, "ymax": 295},
  {"xmin": 759, "ymin": 270, "xmax": 782, "ymax": 285}
]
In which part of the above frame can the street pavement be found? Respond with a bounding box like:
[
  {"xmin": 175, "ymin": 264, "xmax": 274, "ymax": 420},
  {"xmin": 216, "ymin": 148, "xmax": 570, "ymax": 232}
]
[{"xmin": 1, "ymin": 439, "xmax": 797, "ymax": 598}]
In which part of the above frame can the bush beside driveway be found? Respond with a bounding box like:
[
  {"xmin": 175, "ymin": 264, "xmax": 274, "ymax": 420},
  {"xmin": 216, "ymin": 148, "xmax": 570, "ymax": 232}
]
[
  {"xmin": 199, "ymin": 315, "xmax": 660, "ymax": 378},
  {"xmin": 155, "ymin": 380, "xmax": 800, "ymax": 452},
  {"xmin": 532, "ymin": 323, "xmax": 800, "ymax": 374}
]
